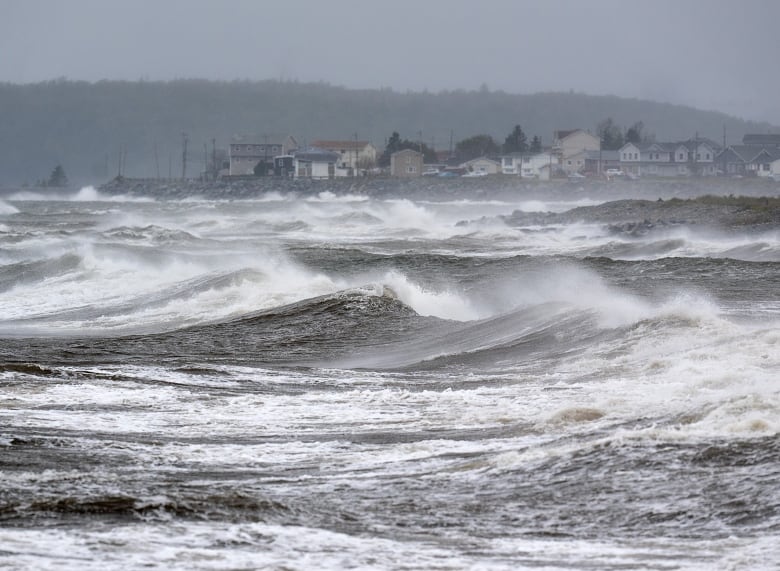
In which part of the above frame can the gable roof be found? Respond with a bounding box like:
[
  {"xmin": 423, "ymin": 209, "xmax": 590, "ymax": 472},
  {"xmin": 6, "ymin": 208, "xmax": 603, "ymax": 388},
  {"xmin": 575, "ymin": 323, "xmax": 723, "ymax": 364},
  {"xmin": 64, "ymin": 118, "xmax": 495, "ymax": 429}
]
[
  {"xmin": 743, "ymin": 134, "xmax": 780, "ymax": 147},
  {"xmin": 293, "ymin": 147, "xmax": 340, "ymax": 162},
  {"xmin": 311, "ymin": 140, "xmax": 374, "ymax": 151},
  {"xmin": 231, "ymin": 134, "xmax": 296, "ymax": 146},
  {"xmin": 460, "ymin": 157, "xmax": 500, "ymax": 167},
  {"xmin": 391, "ymin": 148, "xmax": 423, "ymax": 157},
  {"xmin": 718, "ymin": 145, "xmax": 780, "ymax": 163},
  {"xmin": 554, "ymin": 129, "xmax": 596, "ymax": 141}
]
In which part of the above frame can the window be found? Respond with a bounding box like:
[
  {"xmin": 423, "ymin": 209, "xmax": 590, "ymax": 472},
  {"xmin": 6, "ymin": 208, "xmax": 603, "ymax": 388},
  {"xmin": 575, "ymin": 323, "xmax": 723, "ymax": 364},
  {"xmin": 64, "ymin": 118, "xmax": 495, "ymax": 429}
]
[
  {"xmin": 706, "ymin": 153, "xmax": 710, "ymax": 160},
  {"xmin": 407, "ymin": 166, "xmax": 416, "ymax": 173},
  {"xmin": 696, "ymin": 153, "xmax": 701, "ymax": 160}
]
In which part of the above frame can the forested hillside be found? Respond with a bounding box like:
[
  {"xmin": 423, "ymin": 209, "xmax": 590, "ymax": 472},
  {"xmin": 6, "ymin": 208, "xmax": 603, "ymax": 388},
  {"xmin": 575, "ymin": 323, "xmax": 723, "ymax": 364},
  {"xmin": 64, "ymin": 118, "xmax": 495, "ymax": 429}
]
[{"xmin": 0, "ymin": 79, "xmax": 775, "ymax": 184}]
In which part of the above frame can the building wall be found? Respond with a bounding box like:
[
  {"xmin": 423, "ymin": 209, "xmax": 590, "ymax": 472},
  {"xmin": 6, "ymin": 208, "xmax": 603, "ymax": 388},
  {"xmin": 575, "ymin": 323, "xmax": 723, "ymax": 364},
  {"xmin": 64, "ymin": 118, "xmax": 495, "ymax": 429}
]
[
  {"xmin": 561, "ymin": 151, "xmax": 586, "ymax": 174},
  {"xmin": 501, "ymin": 156, "xmax": 520, "ymax": 175},
  {"xmin": 315, "ymin": 143, "xmax": 378, "ymax": 170},
  {"xmin": 390, "ymin": 150, "xmax": 423, "ymax": 177},
  {"xmin": 561, "ymin": 131, "xmax": 600, "ymax": 158},
  {"xmin": 462, "ymin": 158, "xmax": 500, "ymax": 174},
  {"xmin": 228, "ymin": 136, "xmax": 297, "ymax": 176},
  {"xmin": 293, "ymin": 160, "xmax": 335, "ymax": 179},
  {"xmin": 523, "ymin": 154, "xmax": 557, "ymax": 178}
]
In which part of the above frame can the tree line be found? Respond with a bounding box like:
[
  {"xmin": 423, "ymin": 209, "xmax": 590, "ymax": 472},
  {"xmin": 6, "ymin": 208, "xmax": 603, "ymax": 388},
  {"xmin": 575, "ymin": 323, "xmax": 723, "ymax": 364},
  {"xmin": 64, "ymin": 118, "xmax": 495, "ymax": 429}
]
[
  {"xmin": 380, "ymin": 119, "xmax": 647, "ymax": 165},
  {"xmin": 0, "ymin": 79, "xmax": 771, "ymax": 184}
]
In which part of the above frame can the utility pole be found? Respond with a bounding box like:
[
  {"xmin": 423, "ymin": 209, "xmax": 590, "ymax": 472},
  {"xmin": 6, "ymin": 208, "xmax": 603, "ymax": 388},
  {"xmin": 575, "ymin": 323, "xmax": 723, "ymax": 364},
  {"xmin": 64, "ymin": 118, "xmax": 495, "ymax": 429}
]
[
  {"xmin": 212, "ymin": 138, "xmax": 217, "ymax": 180},
  {"xmin": 181, "ymin": 132, "xmax": 188, "ymax": 180},
  {"xmin": 154, "ymin": 141, "xmax": 160, "ymax": 179},
  {"xmin": 264, "ymin": 134, "xmax": 269, "ymax": 176},
  {"xmin": 203, "ymin": 143, "xmax": 208, "ymax": 181},
  {"xmin": 354, "ymin": 132, "xmax": 358, "ymax": 177}
]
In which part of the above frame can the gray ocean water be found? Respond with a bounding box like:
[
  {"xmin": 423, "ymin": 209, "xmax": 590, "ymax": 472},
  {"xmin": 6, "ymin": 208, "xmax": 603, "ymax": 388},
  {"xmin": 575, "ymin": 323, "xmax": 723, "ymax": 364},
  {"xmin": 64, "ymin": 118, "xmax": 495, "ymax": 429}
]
[{"xmin": 1, "ymin": 184, "xmax": 778, "ymax": 570}]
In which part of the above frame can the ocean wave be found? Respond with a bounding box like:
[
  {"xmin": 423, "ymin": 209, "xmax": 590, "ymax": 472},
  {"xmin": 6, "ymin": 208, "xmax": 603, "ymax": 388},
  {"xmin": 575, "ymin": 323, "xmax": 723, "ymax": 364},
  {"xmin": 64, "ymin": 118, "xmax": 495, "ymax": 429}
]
[
  {"xmin": 0, "ymin": 253, "xmax": 82, "ymax": 292},
  {"xmin": 0, "ymin": 199, "xmax": 19, "ymax": 215}
]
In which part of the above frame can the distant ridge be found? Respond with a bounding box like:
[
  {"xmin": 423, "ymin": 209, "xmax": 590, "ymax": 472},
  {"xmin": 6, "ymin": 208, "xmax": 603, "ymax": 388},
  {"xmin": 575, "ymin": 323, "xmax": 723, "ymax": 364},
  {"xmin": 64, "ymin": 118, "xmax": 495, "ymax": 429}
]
[{"xmin": 0, "ymin": 79, "xmax": 776, "ymax": 184}]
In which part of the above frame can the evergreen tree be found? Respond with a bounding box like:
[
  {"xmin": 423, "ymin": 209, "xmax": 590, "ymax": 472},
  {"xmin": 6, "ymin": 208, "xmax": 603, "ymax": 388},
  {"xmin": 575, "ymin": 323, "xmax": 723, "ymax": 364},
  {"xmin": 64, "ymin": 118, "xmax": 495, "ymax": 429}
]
[
  {"xmin": 455, "ymin": 134, "xmax": 500, "ymax": 161},
  {"xmin": 597, "ymin": 117, "xmax": 624, "ymax": 150},
  {"xmin": 625, "ymin": 121, "xmax": 644, "ymax": 144},
  {"xmin": 529, "ymin": 135, "xmax": 542, "ymax": 153},
  {"xmin": 502, "ymin": 124, "xmax": 528, "ymax": 154},
  {"xmin": 379, "ymin": 131, "xmax": 436, "ymax": 166},
  {"xmin": 47, "ymin": 164, "xmax": 68, "ymax": 187}
]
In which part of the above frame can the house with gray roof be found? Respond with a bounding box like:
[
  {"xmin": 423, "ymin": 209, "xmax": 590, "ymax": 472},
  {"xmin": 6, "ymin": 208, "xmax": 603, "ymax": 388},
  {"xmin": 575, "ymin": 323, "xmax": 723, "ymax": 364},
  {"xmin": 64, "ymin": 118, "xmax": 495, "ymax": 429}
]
[
  {"xmin": 619, "ymin": 138, "xmax": 719, "ymax": 177},
  {"xmin": 717, "ymin": 145, "xmax": 780, "ymax": 177},
  {"xmin": 229, "ymin": 134, "xmax": 298, "ymax": 176},
  {"xmin": 292, "ymin": 147, "xmax": 340, "ymax": 179},
  {"xmin": 742, "ymin": 134, "xmax": 780, "ymax": 147}
]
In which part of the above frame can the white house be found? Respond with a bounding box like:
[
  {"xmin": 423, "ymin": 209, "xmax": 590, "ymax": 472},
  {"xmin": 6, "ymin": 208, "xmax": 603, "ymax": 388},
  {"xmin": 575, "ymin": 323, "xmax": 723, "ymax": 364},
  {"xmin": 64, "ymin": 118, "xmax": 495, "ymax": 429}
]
[
  {"xmin": 460, "ymin": 157, "xmax": 500, "ymax": 175},
  {"xmin": 501, "ymin": 153, "xmax": 557, "ymax": 178},
  {"xmin": 552, "ymin": 129, "xmax": 601, "ymax": 173},
  {"xmin": 755, "ymin": 149, "xmax": 780, "ymax": 177},
  {"xmin": 292, "ymin": 147, "xmax": 340, "ymax": 179},
  {"xmin": 771, "ymin": 157, "xmax": 780, "ymax": 179},
  {"xmin": 619, "ymin": 139, "xmax": 719, "ymax": 177},
  {"xmin": 311, "ymin": 140, "xmax": 378, "ymax": 174}
]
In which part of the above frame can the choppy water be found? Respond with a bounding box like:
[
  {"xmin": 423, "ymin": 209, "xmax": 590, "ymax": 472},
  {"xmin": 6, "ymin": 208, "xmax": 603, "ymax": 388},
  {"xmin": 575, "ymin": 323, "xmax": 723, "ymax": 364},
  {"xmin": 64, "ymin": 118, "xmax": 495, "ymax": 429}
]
[{"xmin": 1, "ymin": 185, "xmax": 778, "ymax": 570}]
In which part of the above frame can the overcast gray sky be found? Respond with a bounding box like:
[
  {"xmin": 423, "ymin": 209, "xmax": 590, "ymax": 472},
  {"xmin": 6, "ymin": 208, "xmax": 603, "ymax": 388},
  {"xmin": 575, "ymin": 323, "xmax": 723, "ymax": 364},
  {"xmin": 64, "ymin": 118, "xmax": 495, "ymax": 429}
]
[{"xmin": 2, "ymin": 0, "xmax": 779, "ymax": 124}]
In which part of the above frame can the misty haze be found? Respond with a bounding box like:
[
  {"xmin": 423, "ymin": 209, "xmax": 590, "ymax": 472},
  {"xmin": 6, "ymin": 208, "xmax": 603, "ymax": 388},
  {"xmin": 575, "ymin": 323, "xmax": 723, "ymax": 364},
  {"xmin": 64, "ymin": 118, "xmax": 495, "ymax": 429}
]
[{"xmin": 1, "ymin": 1, "xmax": 779, "ymax": 570}]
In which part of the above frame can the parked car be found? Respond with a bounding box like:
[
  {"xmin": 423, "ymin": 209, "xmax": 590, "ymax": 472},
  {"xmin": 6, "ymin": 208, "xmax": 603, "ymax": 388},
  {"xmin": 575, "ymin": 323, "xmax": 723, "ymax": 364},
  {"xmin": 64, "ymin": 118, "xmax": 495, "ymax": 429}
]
[{"xmin": 605, "ymin": 169, "xmax": 624, "ymax": 177}]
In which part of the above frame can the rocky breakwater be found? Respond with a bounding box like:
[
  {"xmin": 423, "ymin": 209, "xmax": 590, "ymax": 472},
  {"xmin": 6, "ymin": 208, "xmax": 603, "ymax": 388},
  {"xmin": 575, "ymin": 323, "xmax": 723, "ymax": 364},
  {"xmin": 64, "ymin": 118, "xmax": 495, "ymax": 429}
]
[
  {"xmin": 502, "ymin": 196, "xmax": 780, "ymax": 235},
  {"xmin": 97, "ymin": 175, "xmax": 541, "ymax": 201}
]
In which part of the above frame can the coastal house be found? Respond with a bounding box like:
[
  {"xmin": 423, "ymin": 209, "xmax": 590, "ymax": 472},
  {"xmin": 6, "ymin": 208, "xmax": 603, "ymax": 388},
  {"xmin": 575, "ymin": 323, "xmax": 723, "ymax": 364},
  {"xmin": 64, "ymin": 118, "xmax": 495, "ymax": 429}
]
[
  {"xmin": 742, "ymin": 133, "xmax": 780, "ymax": 147},
  {"xmin": 500, "ymin": 154, "xmax": 522, "ymax": 175},
  {"xmin": 228, "ymin": 135, "xmax": 298, "ymax": 176},
  {"xmin": 771, "ymin": 157, "xmax": 780, "ymax": 179},
  {"xmin": 682, "ymin": 139, "xmax": 719, "ymax": 176},
  {"xmin": 561, "ymin": 151, "xmax": 587, "ymax": 175},
  {"xmin": 582, "ymin": 150, "xmax": 620, "ymax": 175},
  {"xmin": 552, "ymin": 129, "xmax": 600, "ymax": 172},
  {"xmin": 716, "ymin": 145, "xmax": 780, "ymax": 177},
  {"xmin": 292, "ymin": 147, "xmax": 340, "ymax": 179},
  {"xmin": 390, "ymin": 149, "xmax": 423, "ymax": 177},
  {"xmin": 501, "ymin": 152, "xmax": 558, "ymax": 178},
  {"xmin": 619, "ymin": 139, "xmax": 719, "ymax": 177},
  {"xmin": 460, "ymin": 157, "xmax": 500, "ymax": 175},
  {"xmin": 311, "ymin": 140, "xmax": 378, "ymax": 175}
]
